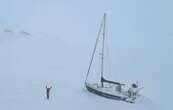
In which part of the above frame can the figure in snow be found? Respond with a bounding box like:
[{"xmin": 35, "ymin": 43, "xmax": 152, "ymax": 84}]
[
  {"xmin": 46, "ymin": 85, "xmax": 52, "ymax": 100},
  {"xmin": 128, "ymin": 83, "xmax": 138, "ymax": 100}
]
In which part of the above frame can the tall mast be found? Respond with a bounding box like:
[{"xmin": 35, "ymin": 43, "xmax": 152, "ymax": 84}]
[
  {"xmin": 85, "ymin": 14, "xmax": 104, "ymax": 84},
  {"xmin": 101, "ymin": 13, "xmax": 106, "ymax": 87}
]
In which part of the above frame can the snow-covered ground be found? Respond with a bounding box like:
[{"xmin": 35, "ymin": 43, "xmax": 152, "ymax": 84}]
[
  {"xmin": 0, "ymin": 31, "xmax": 159, "ymax": 110},
  {"xmin": 0, "ymin": 0, "xmax": 173, "ymax": 110}
]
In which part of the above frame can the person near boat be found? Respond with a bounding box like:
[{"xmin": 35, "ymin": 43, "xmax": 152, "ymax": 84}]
[
  {"xmin": 46, "ymin": 85, "xmax": 52, "ymax": 100},
  {"xmin": 128, "ymin": 83, "xmax": 138, "ymax": 100}
]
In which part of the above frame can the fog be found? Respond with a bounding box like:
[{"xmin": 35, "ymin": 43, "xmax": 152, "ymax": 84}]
[{"xmin": 0, "ymin": 0, "xmax": 172, "ymax": 110}]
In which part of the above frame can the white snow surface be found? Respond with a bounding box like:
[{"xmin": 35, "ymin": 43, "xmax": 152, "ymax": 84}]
[
  {"xmin": 0, "ymin": 29, "xmax": 165, "ymax": 110},
  {"xmin": 0, "ymin": 0, "xmax": 173, "ymax": 110}
]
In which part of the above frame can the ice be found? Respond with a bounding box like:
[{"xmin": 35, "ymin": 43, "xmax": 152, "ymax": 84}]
[{"xmin": 0, "ymin": 0, "xmax": 172, "ymax": 110}]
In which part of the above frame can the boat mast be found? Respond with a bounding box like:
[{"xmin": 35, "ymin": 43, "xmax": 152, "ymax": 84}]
[
  {"xmin": 85, "ymin": 14, "xmax": 104, "ymax": 85},
  {"xmin": 101, "ymin": 13, "xmax": 106, "ymax": 87}
]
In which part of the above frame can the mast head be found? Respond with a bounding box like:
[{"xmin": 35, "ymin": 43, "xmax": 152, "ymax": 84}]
[{"xmin": 104, "ymin": 13, "xmax": 107, "ymax": 18}]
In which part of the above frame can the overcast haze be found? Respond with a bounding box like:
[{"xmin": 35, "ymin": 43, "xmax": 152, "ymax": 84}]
[{"xmin": 0, "ymin": 0, "xmax": 173, "ymax": 110}]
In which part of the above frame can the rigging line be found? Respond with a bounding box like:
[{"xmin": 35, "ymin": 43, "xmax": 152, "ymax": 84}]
[{"xmin": 85, "ymin": 15, "xmax": 105, "ymax": 84}]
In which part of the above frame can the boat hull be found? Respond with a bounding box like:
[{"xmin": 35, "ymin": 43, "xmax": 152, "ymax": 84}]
[{"xmin": 85, "ymin": 83, "xmax": 127, "ymax": 101}]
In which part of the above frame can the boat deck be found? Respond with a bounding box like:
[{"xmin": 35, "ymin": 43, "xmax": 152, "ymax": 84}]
[{"xmin": 86, "ymin": 83, "xmax": 129, "ymax": 99}]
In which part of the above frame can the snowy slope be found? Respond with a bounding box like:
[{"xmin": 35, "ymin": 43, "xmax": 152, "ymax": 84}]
[
  {"xmin": 0, "ymin": 0, "xmax": 173, "ymax": 110},
  {"xmin": 0, "ymin": 29, "xmax": 162, "ymax": 110}
]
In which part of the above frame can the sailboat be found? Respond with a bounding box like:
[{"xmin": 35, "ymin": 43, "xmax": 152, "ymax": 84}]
[{"xmin": 84, "ymin": 13, "xmax": 143, "ymax": 103}]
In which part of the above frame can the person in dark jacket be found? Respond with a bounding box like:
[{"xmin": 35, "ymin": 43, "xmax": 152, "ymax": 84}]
[
  {"xmin": 46, "ymin": 85, "xmax": 52, "ymax": 100},
  {"xmin": 128, "ymin": 83, "xmax": 138, "ymax": 99}
]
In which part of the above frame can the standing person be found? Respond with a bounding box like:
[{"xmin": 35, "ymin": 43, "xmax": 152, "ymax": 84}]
[
  {"xmin": 128, "ymin": 83, "xmax": 138, "ymax": 100},
  {"xmin": 46, "ymin": 85, "xmax": 52, "ymax": 100}
]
